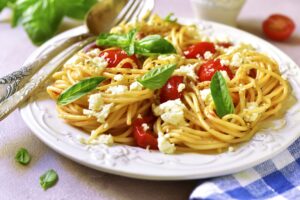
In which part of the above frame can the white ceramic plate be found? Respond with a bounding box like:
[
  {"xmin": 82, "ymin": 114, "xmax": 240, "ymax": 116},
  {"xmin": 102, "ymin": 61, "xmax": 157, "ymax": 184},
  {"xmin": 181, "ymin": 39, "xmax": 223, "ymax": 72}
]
[{"xmin": 20, "ymin": 19, "xmax": 300, "ymax": 180}]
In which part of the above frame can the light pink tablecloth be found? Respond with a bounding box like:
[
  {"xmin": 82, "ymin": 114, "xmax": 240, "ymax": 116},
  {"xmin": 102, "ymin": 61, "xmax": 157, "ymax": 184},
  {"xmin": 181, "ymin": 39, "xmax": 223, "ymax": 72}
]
[{"xmin": 0, "ymin": 1, "xmax": 299, "ymax": 199}]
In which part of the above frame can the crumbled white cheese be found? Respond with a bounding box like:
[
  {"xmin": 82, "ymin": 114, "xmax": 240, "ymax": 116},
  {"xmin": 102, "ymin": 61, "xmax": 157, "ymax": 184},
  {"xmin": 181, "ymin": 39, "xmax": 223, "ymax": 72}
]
[
  {"xmin": 153, "ymin": 99, "xmax": 187, "ymax": 126},
  {"xmin": 106, "ymin": 85, "xmax": 128, "ymax": 94},
  {"xmin": 174, "ymin": 64, "xmax": 198, "ymax": 80},
  {"xmin": 243, "ymin": 102, "xmax": 259, "ymax": 122},
  {"xmin": 158, "ymin": 134, "xmax": 176, "ymax": 154},
  {"xmin": 88, "ymin": 93, "xmax": 104, "ymax": 111},
  {"xmin": 83, "ymin": 103, "xmax": 114, "ymax": 123},
  {"xmin": 98, "ymin": 134, "xmax": 114, "ymax": 145},
  {"xmin": 219, "ymin": 70, "xmax": 231, "ymax": 82},
  {"xmin": 177, "ymin": 83, "xmax": 186, "ymax": 93},
  {"xmin": 129, "ymin": 81, "xmax": 143, "ymax": 91},
  {"xmin": 86, "ymin": 48, "xmax": 101, "ymax": 57},
  {"xmin": 91, "ymin": 56, "xmax": 108, "ymax": 68},
  {"xmin": 141, "ymin": 123, "xmax": 150, "ymax": 132},
  {"xmin": 220, "ymin": 59, "xmax": 230, "ymax": 66},
  {"xmin": 231, "ymin": 52, "xmax": 243, "ymax": 67},
  {"xmin": 113, "ymin": 74, "xmax": 124, "ymax": 81},
  {"xmin": 204, "ymin": 51, "xmax": 213, "ymax": 60},
  {"xmin": 157, "ymin": 54, "xmax": 178, "ymax": 63},
  {"xmin": 199, "ymin": 88, "xmax": 213, "ymax": 105}
]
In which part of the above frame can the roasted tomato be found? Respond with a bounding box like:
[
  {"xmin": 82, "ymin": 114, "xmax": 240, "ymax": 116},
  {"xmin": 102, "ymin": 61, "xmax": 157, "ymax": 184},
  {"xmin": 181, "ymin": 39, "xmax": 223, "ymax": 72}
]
[
  {"xmin": 183, "ymin": 42, "xmax": 216, "ymax": 59},
  {"xmin": 160, "ymin": 76, "xmax": 184, "ymax": 103},
  {"xmin": 133, "ymin": 116, "xmax": 158, "ymax": 150},
  {"xmin": 262, "ymin": 14, "xmax": 295, "ymax": 41},
  {"xmin": 99, "ymin": 48, "xmax": 139, "ymax": 68},
  {"xmin": 197, "ymin": 59, "xmax": 234, "ymax": 82}
]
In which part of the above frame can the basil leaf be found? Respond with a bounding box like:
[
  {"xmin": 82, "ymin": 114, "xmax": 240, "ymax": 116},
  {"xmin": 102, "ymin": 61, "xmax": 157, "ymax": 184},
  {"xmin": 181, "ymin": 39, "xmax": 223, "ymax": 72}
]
[
  {"xmin": 15, "ymin": 147, "xmax": 31, "ymax": 165},
  {"xmin": 0, "ymin": 0, "xmax": 10, "ymax": 12},
  {"xmin": 39, "ymin": 169, "xmax": 58, "ymax": 190},
  {"xmin": 125, "ymin": 29, "xmax": 137, "ymax": 56},
  {"xmin": 138, "ymin": 64, "xmax": 177, "ymax": 90},
  {"xmin": 57, "ymin": 76, "xmax": 106, "ymax": 106},
  {"xmin": 96, "ymin": 33, "xmax": 129, "ymax": 49},
  {"xmin": 210, "ymin": 71, "xmax": 235, "ymax": 118},
  {"xmin": 61, "ymin": 0, "xmax": 97, "ymax": 20},
  {"xmin": 164, "ymin": 13, "xmax": 177, "ymax": 23},
  {"xmin": 135, "ymin": 35, "xmax": 177, "ymax": 56}
]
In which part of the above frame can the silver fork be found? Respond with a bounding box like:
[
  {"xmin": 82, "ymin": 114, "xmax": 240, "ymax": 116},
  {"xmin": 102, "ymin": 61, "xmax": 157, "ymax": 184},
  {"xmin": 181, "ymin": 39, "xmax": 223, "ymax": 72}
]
[{"xmin": 0, "ymin": 0, "xmax": 155, "ymax": 121}]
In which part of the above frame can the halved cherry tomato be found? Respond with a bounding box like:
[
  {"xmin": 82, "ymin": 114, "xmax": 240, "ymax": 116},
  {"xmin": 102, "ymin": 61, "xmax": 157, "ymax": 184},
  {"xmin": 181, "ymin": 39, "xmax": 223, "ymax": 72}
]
[
  {"xmin": 197, "ymin": 59, "xmax": 234, "ymax": 82},
  {"xmin": 160, "ymin": 76, "xmax": 184, "ymax": 103},
  {"xmin": 133, "ymin": 116, "xmax": 158, "ymax": 149},
  {"xmin": 99, "ymin": 48, "xmax": 139, "ymax": 68},
  {"xmin": 183, "ymin": 42, "xmax": 216, "ymax": 59},
  {"xmin": 217, "ymin": 42, "xmax": 233, "ymax": 48},
  {"xmin": 262, "ymin": 14, "xmax": 295, "ymax": 41}
]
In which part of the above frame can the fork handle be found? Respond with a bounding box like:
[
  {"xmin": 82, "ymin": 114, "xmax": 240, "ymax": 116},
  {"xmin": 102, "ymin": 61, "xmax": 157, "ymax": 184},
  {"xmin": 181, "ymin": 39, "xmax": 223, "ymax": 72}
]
[{"xmin": 0, "ymin": 32, "xmax": 92, "ymax": 103}]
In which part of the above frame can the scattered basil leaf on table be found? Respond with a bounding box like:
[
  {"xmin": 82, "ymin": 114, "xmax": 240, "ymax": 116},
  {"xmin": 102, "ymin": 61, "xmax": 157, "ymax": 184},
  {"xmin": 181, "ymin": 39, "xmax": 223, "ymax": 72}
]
[
  {"xmin": 135, "ymin": 35, "xmax": 177, "ymax": 56},
  {"xmin": 15, "ymin": 147, "xmax": 31, "ymax": 165},
  {"xmin": 210, "ymin": 71, "xmax": 235, "ymax": 118},
  {"xmin": 57, "ymin": 76, "xmax": 106, "ymax": 106},
  {"xmin": 138, "ymin": 64, "xmax": 177, "ymax": 90},
  {"xmin": 164, "ymin": 13, "xmax": 177, "ymax": 23},
  {"xmin": 96, "ymin": 31, "xmax": 176, "ymax": 56},
  {"xmin": 39, "ymin": 169, "xmax": 58, "ymax": 190}
]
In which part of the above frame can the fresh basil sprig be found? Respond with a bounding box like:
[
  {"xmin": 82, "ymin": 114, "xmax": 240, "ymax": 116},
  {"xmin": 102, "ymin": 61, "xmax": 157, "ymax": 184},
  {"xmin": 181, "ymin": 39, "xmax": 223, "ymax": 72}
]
[
  {"xmin": 57, "ymin": 77, "xmax": 106, "ymax": 106},
  {"xmin": 210, "ymin": 72, "xmax": 235, "ymax": 118},
  {"xmin": 96, "ymin": 31, "xmax": 176, "ymax": 56},
  {"xmin": 138, "ymin": 64, "xmax": 177, "ymax": 90},
  {"xmin": 15, "ymin": 148, "xmax": 31, "ymax": 165},
  {"xmin": 39, "ymin": 169, "xmax": 58, "ymax": 190},
  {"xmin": 164, "ymin": 13, "xmax": 177, "ymax": 23}
]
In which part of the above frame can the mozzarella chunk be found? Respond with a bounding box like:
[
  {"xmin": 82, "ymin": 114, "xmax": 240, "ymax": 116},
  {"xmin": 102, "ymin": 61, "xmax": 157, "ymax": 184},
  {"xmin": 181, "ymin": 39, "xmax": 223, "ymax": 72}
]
[
  {"xmin": 88, "ymin": 93, "xmax": 104, "ymax": 111},
  {"xmin": 130, "ymin": 81, "xmax": 143, "ymax": 91},
  {"xmin": 177, "ymin": 83, "xmax": 186, "ymax": 93},
  {"xmin": 157, "ymin": 134, "xmax": 176, "ymax": 154},
  {"xmin": 204, "ymin": 51, "xmax": 213, "ymax": 60},
  {"xmin": 199, "ymin": 88, "xmax": 213, "ymax": 105},
  {"xmin": 106, "ymin": 85, "xmax": 128, "ymax": 94},
  {"xmin": 153, "ymin": 99, "xmax": 187, "ymax": 126},
  {"xmin": 83, "ymin": 103, "xmax": 114, "ymax": 123},
  {"xmin": 113, "ymin": 74, "xmax": 124, "ymax": 81},
  {"xmin": 174, "ymin": 64, "xmax": 198, "ymax": 80},
  {"xmin": 141, "ymin": 123, "xmax": 150, "ymax": 132}
]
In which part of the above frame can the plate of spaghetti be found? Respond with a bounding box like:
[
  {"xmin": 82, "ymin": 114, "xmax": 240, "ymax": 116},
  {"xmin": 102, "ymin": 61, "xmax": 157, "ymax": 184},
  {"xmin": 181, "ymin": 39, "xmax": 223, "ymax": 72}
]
[{"xmin": 20, "ymin": 14, "xmax": 300, "ymax": 180}]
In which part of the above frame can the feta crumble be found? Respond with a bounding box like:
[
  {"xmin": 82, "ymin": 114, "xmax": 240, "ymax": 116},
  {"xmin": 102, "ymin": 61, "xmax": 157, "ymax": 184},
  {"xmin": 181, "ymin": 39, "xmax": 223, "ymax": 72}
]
[
  {"xmin": 231, "ymin": 52, "xmax": 243, "ymax": 67},
  {"xmin": 106, "ymin": 85, "xmax": 128, "ymax": 94},
  {"xmin": 88, "ymin": 93, "xmax": 104, "ymax": 111},
  {"xmin": 86, "ymin": 48, "xmax": 101, "ymax": 57},
  {"xmin": 174, "ymin": 64, "xmax": 198, "ymax": 80},
  {"xmin": 243, "ymin": 102, "xmax": 260, "ymax": 122},
  {"xmin": 83, "ymin": 103, "xmax": 114, "ymax": 123},
  {"xmin": 158, "ymin": 134, "xmax": 176, "ymax": 154},
  {"xmin": 141, "ymin": 123, "xmax": 150, "ymax": 132},
  {"xmin": 199, "ymin": 88, "xmax": 213, "ymax": 105},
  {"xmin": 157, "ymin": 54, "xmax": 178, "ymax": 64},
  {"xmin": 204, "ymin": 51, "xmax": 213, "ymax": 60},
  {"xmin": 91, "ymin": 56, "xmax": 108, "ymax": 68},
  {"xmin": 130, "ymin": 81, "xmax": 143, "ymax": 91},
  {"xmin": 220, "ymin": 59, "xmax": 230, "ymax": 66},
  {"xmin": 177, "ymin": 83, "xmax": 186, "ymax": 93},
  {"xmin": 98, "ymin": 134, "xmax": 114, "ymax": 145},
  {"xmin": 153, "ymin": 99, "xmax": 187, "ymax": 126},
  {"xmin": 113, "ymin": 74, "xmax": 124, "ymax": 81}
]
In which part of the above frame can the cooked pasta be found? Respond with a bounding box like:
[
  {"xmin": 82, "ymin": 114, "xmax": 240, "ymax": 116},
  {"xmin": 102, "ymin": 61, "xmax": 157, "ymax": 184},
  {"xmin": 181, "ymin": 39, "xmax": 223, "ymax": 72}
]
[{"xmin": 47, "ymin": 14, "xmax": 289, "ymax": 154}]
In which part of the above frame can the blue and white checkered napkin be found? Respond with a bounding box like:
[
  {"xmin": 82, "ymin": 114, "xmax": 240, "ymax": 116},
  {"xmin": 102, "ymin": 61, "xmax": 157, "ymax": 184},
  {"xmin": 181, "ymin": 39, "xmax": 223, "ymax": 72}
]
[{"xmin": 190, "ymin": 138, "xmax": 300, "ymax": 200}]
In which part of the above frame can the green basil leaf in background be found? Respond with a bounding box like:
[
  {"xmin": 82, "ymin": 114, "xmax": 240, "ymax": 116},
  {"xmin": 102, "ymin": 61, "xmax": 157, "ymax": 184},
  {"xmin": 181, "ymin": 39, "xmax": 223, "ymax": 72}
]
[
  {"xmin": 11, "ymin": 0, "xmax": 35, "ymax": 27},
  {"xmin": 15, "ymin": 147, "xmax": 31, "ymax": 165},
  {"xmin": 61, "ymin": 0, "xmax": 97, "ymax": 20},
  {"xmin": 57, "ymin": 76, "xmax": 106, "ymax": 106},
  {"xmin": 210, "ymin": 71, "xmax": 235, "ymax": 118},
  {"xmin": 164, "ymin": 12, "xmax": 177, "ymax": 23},
  {"xmin": 135, "ymin": 35, "xmax": 177, "ymax": 56},
  {"xmin": 0, "ymin": 0, "xmax": 10, "ymax": 12},
  {"xmin": 39, "ymin": 169, "xmax": 58, "ymax": 190},
  {"xmin": 138, "ymin": 64, "xmax": 177, "ymax": 90}
]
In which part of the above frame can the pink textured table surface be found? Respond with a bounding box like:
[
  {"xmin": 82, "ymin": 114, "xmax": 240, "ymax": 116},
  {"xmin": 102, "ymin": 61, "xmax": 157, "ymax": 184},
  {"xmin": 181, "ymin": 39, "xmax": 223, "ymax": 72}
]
[{"xmin": 0, "ymin": 1, "xmax": 299, "ymax": 200}]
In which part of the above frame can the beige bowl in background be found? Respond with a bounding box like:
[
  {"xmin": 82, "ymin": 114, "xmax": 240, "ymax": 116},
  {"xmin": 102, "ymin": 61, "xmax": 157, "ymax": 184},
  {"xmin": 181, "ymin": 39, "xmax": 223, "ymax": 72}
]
[{"xmin": 190, "ymin": 0, "xmax": 246, "ymax": 26}]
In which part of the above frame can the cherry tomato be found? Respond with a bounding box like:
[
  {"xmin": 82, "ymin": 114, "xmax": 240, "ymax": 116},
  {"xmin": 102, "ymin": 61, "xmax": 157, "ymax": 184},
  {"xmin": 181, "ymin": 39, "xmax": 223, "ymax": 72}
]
[
  {"xmin": 99, "ymin": 48, "xmax": 139, "ymax": 68},
  {"xmin": 197, "ymin": 59, "xmax": 234, "ymax": 82},
  {"xmin": 133, "ymin": 116, "xmax": 158, "ymax": 150},
  {"xmin": 262, "ymin": 14, "xmax": 295, "ymax": 41},
  {"xmin": 183, "ymin": 42, "xmax": 216, "ymax": 59},
  {"xmin": 217, "ymin": 42, "xmax": 233, "ymax": 48},
  {"xmin": 159, "ymin": 76, "xmax": 184, "ymax": 103}
]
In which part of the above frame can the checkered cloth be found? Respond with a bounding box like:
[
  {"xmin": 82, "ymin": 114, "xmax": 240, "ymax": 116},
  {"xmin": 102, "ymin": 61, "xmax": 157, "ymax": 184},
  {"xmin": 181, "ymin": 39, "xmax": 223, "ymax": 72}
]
[{"xmin": 190, "ymin": 138, "xmax": 300, "ymax": 200}]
